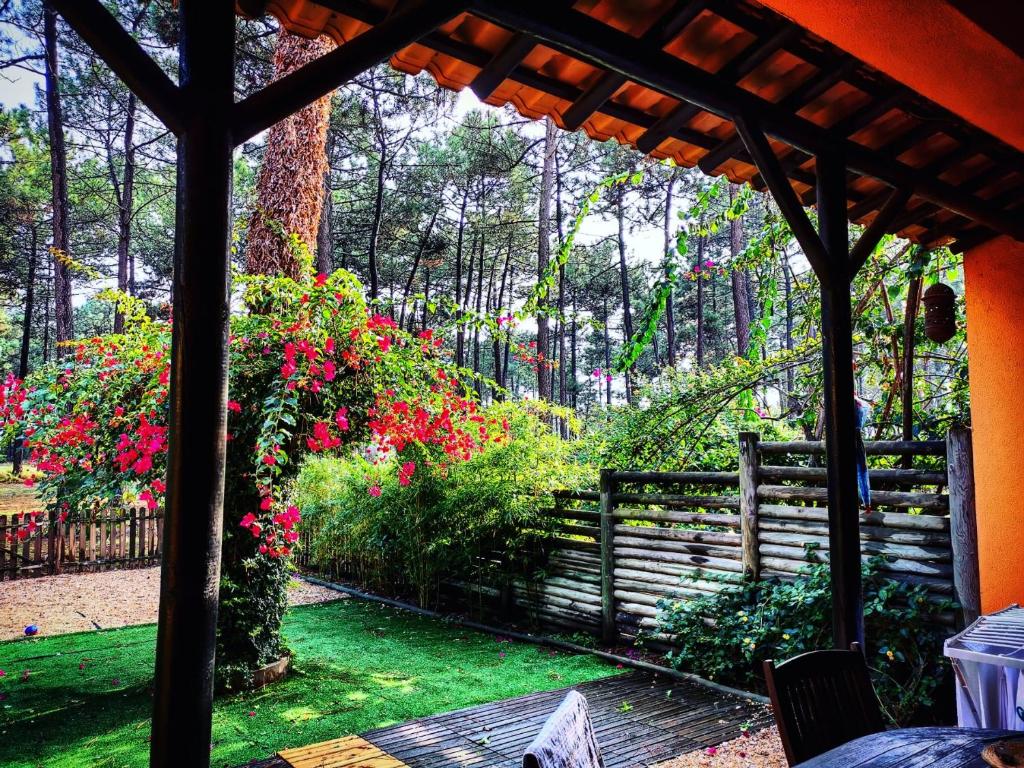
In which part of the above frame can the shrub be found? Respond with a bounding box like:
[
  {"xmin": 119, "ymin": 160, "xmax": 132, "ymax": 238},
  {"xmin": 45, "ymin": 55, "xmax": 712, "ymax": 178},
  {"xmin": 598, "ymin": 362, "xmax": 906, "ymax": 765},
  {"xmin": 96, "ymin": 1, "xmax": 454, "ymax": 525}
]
[
  {"xmin": 654, "ymin": 558, "xmax": 954, "ymax": 726},
  {"xmin": 294, "ymin": 400, "xmax": 593, "ymax": 607},
  {"xmin": 1, "ymin": 256, "xmax": 503, "ymax": 688}
]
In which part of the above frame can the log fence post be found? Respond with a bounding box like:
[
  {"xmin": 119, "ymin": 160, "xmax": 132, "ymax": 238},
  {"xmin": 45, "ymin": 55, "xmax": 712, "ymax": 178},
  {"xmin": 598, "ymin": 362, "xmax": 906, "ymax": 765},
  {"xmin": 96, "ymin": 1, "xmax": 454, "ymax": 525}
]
[
  {"xmin": 947, "ymin": 426, "xmax": 980, "ymax": 625},
  {"xmin": 738, "ymin": 432, "xmax": 760, "ymax": 580},
  {"xmin": 599, "ymin": 468, "xmax": 616, "ymax": 644}
]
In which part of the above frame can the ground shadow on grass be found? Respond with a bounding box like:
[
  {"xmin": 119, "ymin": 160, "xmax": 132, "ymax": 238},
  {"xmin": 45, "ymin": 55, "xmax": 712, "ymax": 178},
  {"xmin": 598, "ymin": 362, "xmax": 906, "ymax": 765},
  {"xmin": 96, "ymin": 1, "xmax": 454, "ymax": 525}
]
[{"xmin": 0, "ymin": 597, "xmax": 620, "ymax": 768}]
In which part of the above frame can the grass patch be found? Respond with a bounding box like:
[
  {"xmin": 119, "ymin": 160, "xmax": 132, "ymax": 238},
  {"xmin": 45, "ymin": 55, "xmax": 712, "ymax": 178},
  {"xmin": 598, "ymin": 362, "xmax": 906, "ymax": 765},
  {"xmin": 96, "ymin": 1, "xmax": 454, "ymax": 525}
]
[{"xmin": 0, "ymin": 598, "xmax": 621, "ymax": 767}]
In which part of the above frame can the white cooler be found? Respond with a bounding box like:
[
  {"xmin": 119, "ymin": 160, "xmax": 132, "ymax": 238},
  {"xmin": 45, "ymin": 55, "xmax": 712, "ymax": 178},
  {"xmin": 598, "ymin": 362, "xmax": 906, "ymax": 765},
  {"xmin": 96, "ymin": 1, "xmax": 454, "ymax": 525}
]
[{"xmin": 944, "ymin": 604, "xmax": 1024, "ymax": 730}]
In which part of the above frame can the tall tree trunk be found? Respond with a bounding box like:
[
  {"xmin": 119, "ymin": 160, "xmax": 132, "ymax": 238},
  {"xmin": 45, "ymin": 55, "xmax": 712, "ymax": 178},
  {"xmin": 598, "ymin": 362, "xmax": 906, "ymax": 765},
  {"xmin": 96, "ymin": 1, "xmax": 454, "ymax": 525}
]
[
  {"xmin": 696, "ymin": 235, "xmax": 705, "ymax": 367},
  {"xmin": 901, "ymin": 273, "xmax": 924, "ymax": 466},
  {"xmin": 315, "ymin": 140, "xmax": 334, "ymax": 274},
  {"xmin": 537, "ymin": 117, "xmax": 556, "ymax": 402},
  {"xmin": 367, "ymin": 124, "xmax": 385, "ymax": 300},
  {"xmin": 783, "ymin": 251, "xmax": 797, "ymax": 411},
  {"xmin": 473, "ymin": 234, "xmax": 485, "ymax": 394},
  {"xmin": 602, "ymin": 297, "xmax": 612, "ymax": 406},
  {"xmin": 664, "ymin": 170, "xmax": 677, "ymax": 367},
  {"xmin": 44, "ymin": 2, "xmax": 72, "ymax": 355},
  {"xmin": 557, "ymin": 262, "xmax": 567, "ymax": 408},
  {"xmin": 615, "ymin": 189, "xmax": 634, "ymax": 403},
  {"xmin": 113, "ymin": 92, "xmax": 137, "ymax": 333},
  {"xmin": 462, "ymin": 232, "xmax": 477, "ymax": 369},
  {"xmin": 13, "ymin": 226, "xmax": 38, "ymax": 476},
  {"xmin": 570, "ymin": 294, "xmax": 578, "ymax": 410},
  {"xmin": 398, "ymin": 208, "xmax": 439, "ymax": 329},
  {"xmin": 454, "ymin": 191, "xmax": 468, "ymax": 367},
  {"xmin": 729, "ymin": 185, "xmax": 751, "ymax": 357},
  {"xmin": 246, "ymin": 32, "xmax": 336, "ymax": 277},
  {"xmin": 493, "ymin": 234, "xmax": 512, "ymax": 398}
]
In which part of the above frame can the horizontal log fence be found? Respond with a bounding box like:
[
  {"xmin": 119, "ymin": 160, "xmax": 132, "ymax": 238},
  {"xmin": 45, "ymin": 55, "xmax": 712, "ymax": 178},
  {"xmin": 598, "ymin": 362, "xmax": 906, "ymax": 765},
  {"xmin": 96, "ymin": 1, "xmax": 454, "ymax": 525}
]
[
  {"xmin": 0, "ymin": 505, "xmax": 162, "ymax": 580},
  {"xmin": 511, "ymin": 427, "xmax": 978, "ymax": 644}
]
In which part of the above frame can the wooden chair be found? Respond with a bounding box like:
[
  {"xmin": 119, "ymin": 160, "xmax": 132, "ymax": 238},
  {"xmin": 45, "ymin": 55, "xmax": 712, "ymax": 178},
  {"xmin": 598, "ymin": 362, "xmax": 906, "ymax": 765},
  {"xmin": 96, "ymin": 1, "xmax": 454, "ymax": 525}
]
[{"xmin": 764, "ymin": 642, "xmax": 885, "ymax": 766}]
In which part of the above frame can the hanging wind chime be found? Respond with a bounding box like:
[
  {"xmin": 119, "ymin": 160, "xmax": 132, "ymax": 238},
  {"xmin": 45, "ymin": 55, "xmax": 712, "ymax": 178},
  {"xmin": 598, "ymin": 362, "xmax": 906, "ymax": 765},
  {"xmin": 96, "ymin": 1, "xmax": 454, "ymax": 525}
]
[{"xmin": 922, "ymin": 282, "xmax": 957, "ymax": 343}]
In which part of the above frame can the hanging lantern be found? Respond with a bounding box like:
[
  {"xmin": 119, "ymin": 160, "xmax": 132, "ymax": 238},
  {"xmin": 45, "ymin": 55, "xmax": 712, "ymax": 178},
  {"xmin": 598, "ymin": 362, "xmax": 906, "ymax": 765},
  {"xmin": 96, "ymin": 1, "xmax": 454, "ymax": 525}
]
[{"xmin": 923, "ymin": 283, "xmax": 956, "ymax": 343}]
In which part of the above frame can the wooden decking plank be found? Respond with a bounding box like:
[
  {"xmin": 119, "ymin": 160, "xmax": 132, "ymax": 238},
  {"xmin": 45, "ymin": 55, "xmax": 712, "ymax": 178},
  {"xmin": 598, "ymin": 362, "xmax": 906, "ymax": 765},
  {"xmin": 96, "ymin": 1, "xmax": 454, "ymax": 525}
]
[{"xmin": 245, "ymin": 671, "xmax": 766, "ymax": 768}]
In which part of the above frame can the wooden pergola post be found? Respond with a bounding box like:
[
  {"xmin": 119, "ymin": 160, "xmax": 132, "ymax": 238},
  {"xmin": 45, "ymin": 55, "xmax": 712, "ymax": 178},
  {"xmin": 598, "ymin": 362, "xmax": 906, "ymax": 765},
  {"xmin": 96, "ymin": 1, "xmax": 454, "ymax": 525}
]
[
  {"xmin": 149, "ymin": 2, "xmax": 236, "ymax": 765},
  {"xmin": 816, "ymin": 147, "xmax": 865, "ymax": 649}
]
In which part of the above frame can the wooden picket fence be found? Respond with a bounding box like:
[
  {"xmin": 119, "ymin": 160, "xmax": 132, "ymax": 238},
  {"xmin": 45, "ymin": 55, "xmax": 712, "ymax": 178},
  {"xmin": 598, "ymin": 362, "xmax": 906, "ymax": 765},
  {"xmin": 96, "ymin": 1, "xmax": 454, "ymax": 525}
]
[
  {"xmin": 495, "ymin": 428, "xmax": 978, "ymax": 643},
  {"xmin": 0, "ymin": 505, "xmax": 163, "ymax": 580}
]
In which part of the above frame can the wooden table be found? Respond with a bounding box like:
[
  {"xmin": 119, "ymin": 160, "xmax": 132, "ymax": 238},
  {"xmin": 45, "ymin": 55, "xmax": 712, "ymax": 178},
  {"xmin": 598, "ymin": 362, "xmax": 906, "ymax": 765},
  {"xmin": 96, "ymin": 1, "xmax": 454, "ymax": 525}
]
[{"xmin": 797, "ymin": 727, "xmax": 1020, "ymax": 768}]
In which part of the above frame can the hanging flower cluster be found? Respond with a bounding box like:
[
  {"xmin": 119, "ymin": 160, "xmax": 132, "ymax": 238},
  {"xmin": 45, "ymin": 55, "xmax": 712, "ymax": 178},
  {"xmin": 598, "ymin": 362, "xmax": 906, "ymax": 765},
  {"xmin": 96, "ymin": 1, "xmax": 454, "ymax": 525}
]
[{"xmin": 1, "ymin": 267, "xmax": 508, "ymax": 563}]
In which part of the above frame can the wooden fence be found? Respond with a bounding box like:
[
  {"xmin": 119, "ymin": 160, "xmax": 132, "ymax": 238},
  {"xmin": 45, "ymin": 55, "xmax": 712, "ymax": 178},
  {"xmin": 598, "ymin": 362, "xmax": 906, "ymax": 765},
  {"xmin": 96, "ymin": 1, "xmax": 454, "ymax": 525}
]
[
  {"xmin": 509, "ymin": 427, "xmax": 978, "ymax": 643},
  {"xmin": 0, "ymin": 505, "xmax": 162, "ymax": 580}
]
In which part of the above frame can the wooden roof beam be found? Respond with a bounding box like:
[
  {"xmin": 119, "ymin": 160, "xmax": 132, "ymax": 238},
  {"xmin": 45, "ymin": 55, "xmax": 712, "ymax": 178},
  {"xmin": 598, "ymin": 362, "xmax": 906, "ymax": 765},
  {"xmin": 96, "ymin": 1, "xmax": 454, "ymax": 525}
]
[
  {"xmin": 637, "ymin": 21, "xmax": 799, "ymax": 154},
  {"xmin": 233, "ymin": 0, "xmax": 467, "ymax": 143},
  {"xmin": 469, "ymin": 32, "xmax": 536, "ymax": 100},
  {"xmin": 562, "ymin": 0, "xmax": 708, "ymax": 132},
  {"xmin": 50, "ymin": 0, "xmax": 185, "ymax": 135},
  {"xmin": 849, "ymin": 187, "xmax": 913, "ymax": 272},
  {"xmin": 457, "ymin": 0, "xmax": 1023, "ymax": 239},
  {"xmin": 734, "ymin": 113, "xmax": 830, "ymax": 280},
  {"xmin": 698, "ymin": 60, "xmax": 858, "ymax": 175}
]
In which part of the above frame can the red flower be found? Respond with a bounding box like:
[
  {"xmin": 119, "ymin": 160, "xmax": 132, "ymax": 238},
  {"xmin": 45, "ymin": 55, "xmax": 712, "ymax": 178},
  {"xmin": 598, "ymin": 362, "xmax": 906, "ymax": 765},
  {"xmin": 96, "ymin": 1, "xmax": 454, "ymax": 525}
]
[
  {"xmin": 227, "ymin": 400, "xmax": 242, "ymax": 413},
  {"xmin": 368, "ymin": 485, "xmax": 382, "ymax": 498},
  {"xmin": 239, "ymin": 513, "xmax": 257, "ymax": 529}
]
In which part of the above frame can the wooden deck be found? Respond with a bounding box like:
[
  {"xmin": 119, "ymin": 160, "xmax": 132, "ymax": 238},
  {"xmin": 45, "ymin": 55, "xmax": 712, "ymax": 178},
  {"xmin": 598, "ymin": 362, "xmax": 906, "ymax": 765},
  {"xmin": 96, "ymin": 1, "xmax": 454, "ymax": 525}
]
[{"xmin": 247, "ymin": 672, "xmax": 772, "ymax": 768}]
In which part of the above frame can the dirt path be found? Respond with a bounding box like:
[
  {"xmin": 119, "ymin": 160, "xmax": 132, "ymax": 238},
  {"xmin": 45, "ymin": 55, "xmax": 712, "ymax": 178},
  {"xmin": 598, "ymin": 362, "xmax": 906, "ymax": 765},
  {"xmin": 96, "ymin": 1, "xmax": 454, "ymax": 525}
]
[{"xmin": 0, "ymin": 567, "xmax": 341, "ymax": 641}]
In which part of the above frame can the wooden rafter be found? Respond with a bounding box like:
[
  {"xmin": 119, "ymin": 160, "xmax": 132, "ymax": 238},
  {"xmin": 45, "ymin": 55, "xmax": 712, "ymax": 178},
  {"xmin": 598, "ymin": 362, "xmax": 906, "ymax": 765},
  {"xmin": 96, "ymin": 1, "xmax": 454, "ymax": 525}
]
[
  {"xmin": 733, "ymin": 113, "xmax": 830, "ymax": 279},
  {"xmin": 467, "ymin": 0, "xmax": 1024, "ymax": 243},
  {"xmin": 849, "ymin": 187, "xmax": 913, "ymax": 272},
  {"xmin": 232, "ymin": 0, "xmax": 468, "ymax": 143},
  {"xmin": 48, "ymin": 0, "xmax": 185, "ymax": 134}
]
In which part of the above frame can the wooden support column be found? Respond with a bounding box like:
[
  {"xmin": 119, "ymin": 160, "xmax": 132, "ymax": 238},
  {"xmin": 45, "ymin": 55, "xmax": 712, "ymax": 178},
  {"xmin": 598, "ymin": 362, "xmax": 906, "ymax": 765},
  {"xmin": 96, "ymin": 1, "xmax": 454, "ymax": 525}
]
[
  {"xmin": 598, "ymin": 468, "xmax": 616, "ymax": 644},
  {"xmin": 738, "ymin": 432, "xmax": 761, "ymax": 580},
  {"xmin": 816, "ymin": 147, "xmax": 865, "ymax": 650},
  {"xmin": 150, "ymin": 2, "xmax": 235, "ymax": 766},
  {"xmin": 947, "ymin": 426, "xmax": 980, "ymax": 625}
]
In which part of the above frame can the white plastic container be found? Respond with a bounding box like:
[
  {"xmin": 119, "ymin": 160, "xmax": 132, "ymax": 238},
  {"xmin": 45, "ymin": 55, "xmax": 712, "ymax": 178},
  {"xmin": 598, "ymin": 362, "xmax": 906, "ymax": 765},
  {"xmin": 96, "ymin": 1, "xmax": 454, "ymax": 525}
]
[{"xmin": 944, "ymin": 604, "xmax": 1024, "ymax": 730}]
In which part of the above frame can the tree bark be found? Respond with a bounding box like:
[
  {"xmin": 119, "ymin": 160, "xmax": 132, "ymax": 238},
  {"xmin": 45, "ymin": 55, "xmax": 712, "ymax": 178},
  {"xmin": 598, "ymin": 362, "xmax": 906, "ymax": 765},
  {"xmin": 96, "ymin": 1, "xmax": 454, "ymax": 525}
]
[
  {"xmin": 398, "ymin": 208, "xmax": 439, "ymax": 329},
  {"xmin": 315, "ymin": 135, "xmax": 334, "ymax": 274},
  {"xmin": 13, "ymin": 225, "xmax": 38, "ymax": 475},
  {"xmin": 473, "ymin": 233, "xmax": 485, "ymax": 394},
  {"xmin": 537, "ymin": 117, "xmax": 557, "ymax": 402},
  {"xmin": 729, "ymin": 185, "xmax": 751, "ymax": 358},
  {"xmin": 696, "ymin": 235, "xmax": 705, "ymax": 367},
  {"xmin": 615, "ymin": 189, "xmax": 635, "ymax": 402},
  {"xmin": 44, "ymin": 2, "xmax": 72, "ymax": 354},
  {"xmin": 113, "ymin": 92, "xmax": 137, "ymax": 333},
  {"xmin": 454, "ymin": 191, "xmax": 468, "ymax": 367},
  {"xmin": 245, "ymin": 31, "xmax": 336, "ymax": 278},
  {"xmin": 664, "ymin": 169, "xmax": 677, "ymax": 367},
  {"xmin": 901, "ymin": 272, "xmax": 923, "ymax": 466},
  {"xmin": 602, "ymin": 297, "xmax": 612, "ymax": 406}
]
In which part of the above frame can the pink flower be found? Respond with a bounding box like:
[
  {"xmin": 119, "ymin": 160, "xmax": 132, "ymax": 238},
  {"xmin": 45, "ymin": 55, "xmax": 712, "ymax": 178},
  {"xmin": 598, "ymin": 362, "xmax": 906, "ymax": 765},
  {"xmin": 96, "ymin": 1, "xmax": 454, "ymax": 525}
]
[
  {"xmin": 605, "ymin": 374, "xmax": 612, "ymax": 383},
  {"xmin": 705, "ymin": 747, "xmax": 717, "ymax": 756},
  {"xmin": 368, "ymin": 485, "xmax": 382, "ymax": 498},
  {"xmin": 227, "ymin": 400, "xmax": 241, "ymax": 413},
  {"xmin": 239, "ymin": 513, "xmax": 257, "ymax": 529},
  {"xmin": 262, "ymin": 454, "xmax": 276, "ymax": 466},
  {"xmin": 248, "ymin": 710, "xmax": 257, "ymax": 717}
]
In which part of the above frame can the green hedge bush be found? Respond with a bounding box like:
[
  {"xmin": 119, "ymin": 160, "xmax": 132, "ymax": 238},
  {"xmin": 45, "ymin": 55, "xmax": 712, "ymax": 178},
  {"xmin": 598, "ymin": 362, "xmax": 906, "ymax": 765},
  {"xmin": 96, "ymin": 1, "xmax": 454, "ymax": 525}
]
[
  {"xmin": 655, "ymin": 558, "xmax": 955, "ymax": 726},
  {"xmin": 293, "ymin": 401, "xmax": 593, "ymax": 607}
]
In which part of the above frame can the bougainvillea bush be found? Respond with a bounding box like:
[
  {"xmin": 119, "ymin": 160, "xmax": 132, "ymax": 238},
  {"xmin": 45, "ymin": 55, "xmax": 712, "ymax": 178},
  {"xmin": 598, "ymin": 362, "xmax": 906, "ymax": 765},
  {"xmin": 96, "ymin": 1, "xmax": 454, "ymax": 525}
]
[
  {"xmin": 293, "ymin": 400, "xmax": 591, "ymax": 607},
  {"xmin": 0, "ymin": 257, "xmax": 508, "ymax": 688}
]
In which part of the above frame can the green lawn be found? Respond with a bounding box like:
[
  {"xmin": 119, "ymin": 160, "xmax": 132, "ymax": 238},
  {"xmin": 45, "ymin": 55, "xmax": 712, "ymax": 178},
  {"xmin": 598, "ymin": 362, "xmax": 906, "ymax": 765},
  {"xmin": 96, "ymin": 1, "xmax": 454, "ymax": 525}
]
[{"xmin": 0, "ymin": 598, "xmax": 620, "ymax": 768}]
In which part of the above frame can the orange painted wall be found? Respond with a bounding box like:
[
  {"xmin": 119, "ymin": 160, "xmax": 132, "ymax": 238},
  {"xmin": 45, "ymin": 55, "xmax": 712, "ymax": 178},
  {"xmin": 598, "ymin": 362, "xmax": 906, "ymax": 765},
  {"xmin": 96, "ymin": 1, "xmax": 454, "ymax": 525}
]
[
  {"xmin": 964, "ymin": 236, "xmax": 1024, "ymax": 612},
  {"xmin": 760, "ymin": 0, "xmax": 1024, "ymax": 153}
]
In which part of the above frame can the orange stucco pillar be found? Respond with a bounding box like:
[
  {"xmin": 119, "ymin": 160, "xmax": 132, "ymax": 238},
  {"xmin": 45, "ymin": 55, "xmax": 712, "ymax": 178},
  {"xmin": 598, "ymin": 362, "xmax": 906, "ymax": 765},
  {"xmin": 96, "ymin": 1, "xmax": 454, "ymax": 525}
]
[{"xmin": 964, "ymin": 235, "xmax": 1024, "ymax": 613}]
